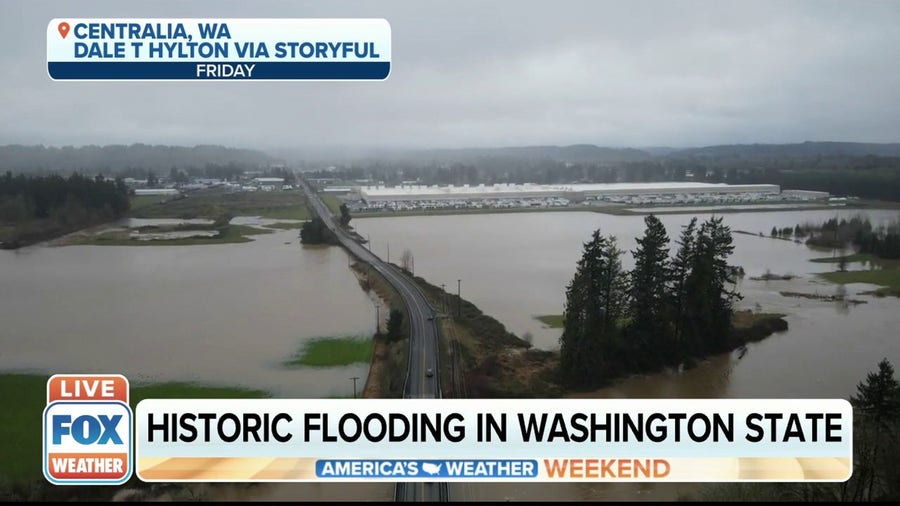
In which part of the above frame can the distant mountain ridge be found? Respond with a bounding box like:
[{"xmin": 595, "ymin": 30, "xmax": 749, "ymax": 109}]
[
  {"xmin": 668, "ymin": 141, "xmax": 900, "ymax": 159},
  {"xmin": 382, "ymin": 142, "xmax": 900, "ymax": 163},
  {"xmin": 4, "ymin": 141, "xmax": 900, "ymax": 173},
  {"xmin": 0, "ymin": 143, "xmax": 279, "ymax": 173},
  {"xmin": 410, "ymin": 144, "xmax": 652, "ymax": 163}
]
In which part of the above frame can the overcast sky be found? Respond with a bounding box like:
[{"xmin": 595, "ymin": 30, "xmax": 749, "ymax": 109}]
[{"xmin": 2, "ymin": 0, "xmax": 900, "ymax": 150}]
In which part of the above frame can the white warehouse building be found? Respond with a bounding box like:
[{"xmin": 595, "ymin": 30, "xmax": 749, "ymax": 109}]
[{"xmin": 359, "ymin": 182, "xmax": 783, "ymax": 204}]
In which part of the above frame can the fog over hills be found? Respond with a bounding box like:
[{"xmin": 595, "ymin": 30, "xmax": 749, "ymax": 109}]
[
  {"xmin": 0, "ymin": 144, "xmax": 279, "ymax": 173},
  {"xmin": 669, "ymin": 142, "xmax": 900, "ymax": 159},
  {"xmin": 3, "ymin": 141, "xmax": 900, "ymax": 173}
]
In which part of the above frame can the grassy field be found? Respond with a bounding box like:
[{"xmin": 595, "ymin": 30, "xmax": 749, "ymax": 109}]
[
  {"xmin": 285, "ymin": 336, "xmax": 374, "ymax": 367},
  {"xmin": 319, "ymin": 194, "xmax": 343, "ymax": 215},
  {"xmin": 0, "ymin": 374, "xmax": 267, "ymax": 483},
  {"xmin": 535, "ymin": 314, "xmax": 565, "ymax": 328},
  {"xmin": 265, "ymin": 221, "xmax": 303, "ymax": 230},
  {"xmin": 810, "ymin": 252, "xmax": 900, "ymax": 269},
  {"xmin": 128, "ymin": 195, "xmax": 177, "ymax": 212},
  {"xmin": 67, "ymin": 223, "xmax": 273, "ymax": 246},
  {"xmin": 131, "ymin": 190, "xmax": 309, "ymax": 220},
  {"xmin": 0, "ymin": 225, "xmax": 14, "ymax": 243},
  {"xmin": 819, "ymin": 269, "xmax": 900, "ymax": 297}
]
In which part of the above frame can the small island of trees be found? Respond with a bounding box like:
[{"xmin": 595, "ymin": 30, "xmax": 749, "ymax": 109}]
[
  {"xmin": 560, "ymin": 215, "xmax": 766, "ymax": 388},
  {"xmin": 299, "ymin": 216, "xmax": 338, "ymax": 245}
]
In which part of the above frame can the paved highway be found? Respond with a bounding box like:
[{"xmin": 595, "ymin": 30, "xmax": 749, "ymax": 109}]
[{"xmin": 300, "ymin": 180, "xmax": 448, "ymax": 502}]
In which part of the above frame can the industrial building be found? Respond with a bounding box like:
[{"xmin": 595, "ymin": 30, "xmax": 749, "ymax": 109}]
[
  {"xmin": 134, "ymin": 188, "xmax": 180, "ymax": 196},
  {"xmin": 359, "ymin": 182, "xmax": 783, "ymax": 204}
]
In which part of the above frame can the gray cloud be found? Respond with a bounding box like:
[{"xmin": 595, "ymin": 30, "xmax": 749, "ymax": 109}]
[{"xmin": 1, "ymin": 0, "xmax": 899, "ymax": 149}]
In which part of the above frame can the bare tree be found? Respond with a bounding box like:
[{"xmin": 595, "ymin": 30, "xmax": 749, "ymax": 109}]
[{"xmin": 400, "ymin": 248, "xmax": 414, "ymax": 274}]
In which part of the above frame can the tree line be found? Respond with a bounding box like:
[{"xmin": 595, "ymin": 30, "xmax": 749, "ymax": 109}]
[
  {"xmin": 799, "ymin": 215, "xmax": 900, "ymax": 260},
  {"xmin": 0, "ymin": 171, "xmax": 129, "ymax": 222},
  {"xmin": 559, "ymin": 215, "xmax": 742, "ymax": 388}
]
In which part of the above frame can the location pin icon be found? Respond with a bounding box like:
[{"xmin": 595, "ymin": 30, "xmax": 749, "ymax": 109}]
[{"xmin": 58, "ymin": 22, "xmax": 70, "ymax": 39}]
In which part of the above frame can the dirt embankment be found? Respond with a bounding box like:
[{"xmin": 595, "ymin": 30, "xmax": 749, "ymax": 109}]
[
  {"xmin": 401, "ymin": 272, "xmax": 560, "ymax": 398},
  {"xmin": 349, "ymin": 262, "xmax": 409, "ymax": 399}
]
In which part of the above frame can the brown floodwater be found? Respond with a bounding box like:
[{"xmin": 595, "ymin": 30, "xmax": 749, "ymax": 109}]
[
  {"xmin": 3, "ymin": 209, "xmax": 897, "ymax": 501},
  {"xmin": 351, "ymin": 209, "xmax": 900, "ymax": 397},
  {"xmin": 0, "ymin": 219, "xmax": 379, "ymax": 398},
  {"xmin": 353, "ymin": 208, "xmax": 900, "ymax": 501}
]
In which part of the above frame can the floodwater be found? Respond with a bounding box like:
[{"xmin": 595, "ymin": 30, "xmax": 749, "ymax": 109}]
[
  {"xmin": 355, "ymin": 208, "xmax": 900, "ymax": 501},
  {"xmin": 353, "ymin": 208, "xmax": 900, "ymax": 399},
  {"xmin": 0, "ymin": 220, "xmax": 379, "ymax": 398}
]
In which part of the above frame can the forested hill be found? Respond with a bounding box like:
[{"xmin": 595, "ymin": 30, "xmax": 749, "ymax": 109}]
[
  {"xmin": 0, "ymin": 144, "xmax": 279, "ymax": 173},
  {"xmin": 668, "ymin": 141, "xmax": 900, "ymax": 159}
]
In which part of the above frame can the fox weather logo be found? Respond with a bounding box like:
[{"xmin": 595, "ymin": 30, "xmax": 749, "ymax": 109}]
[{"xmin": 42, "ymin": 374, "xmax": 133, "ymax": 485}]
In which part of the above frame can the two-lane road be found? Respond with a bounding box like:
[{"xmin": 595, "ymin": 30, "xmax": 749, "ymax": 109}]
[{"xmin": 299, "ymin": 180, "xmax": 447, "ymax": 502}]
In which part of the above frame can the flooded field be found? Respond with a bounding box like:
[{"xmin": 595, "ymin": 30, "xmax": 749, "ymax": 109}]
[
  {"xmin": 353, "ymin": 208, "xmax": 900, "ymax": 399},
  {"xmin": 0, "ymin": 220, "xmax": 378, "ymax": 398}
]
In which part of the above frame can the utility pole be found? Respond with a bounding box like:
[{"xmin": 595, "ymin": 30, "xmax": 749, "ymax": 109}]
[
  {"xmin": 376, "ymin": 305, "xmax": 380, "ymax": 334},
  {"xmin": 457, "ymin": 279, "xmax": 462, "ymax": 318},
  {"xmin": 440, "ymin": 283, "xmax": 446, "ymax": 313},
  {"xmin": 350, "ymin": 376, "xmax": 360, "ymax": 399}
]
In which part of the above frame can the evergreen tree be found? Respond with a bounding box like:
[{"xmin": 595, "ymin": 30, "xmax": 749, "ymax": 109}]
[
  {"xmin": 684, "ymin": 217, "xmax": 741, "ymax": 354},
  {"xmin": 626, "ymin": 214, "xmax": 672, "ymax": 368},
  {"xmin": 299, "ymin": 217, "xmax": 335, "ymax": 244},
  {"xmin": 670, "ymin": 218, "xmax": 698, "ymax": 358},
  {"xmin": 849, "ymin": 359, "xmax": 900, "ymax": 501},
  {"xmin": 339, "ymin": 203, "xmax": 352, "ymax": 227},
  {"xmin": 851, "ymin": 358, "xmax": 900, "ymax": 428},
  {"xmin": 559, "ymin": 230, "xmax": 626, "ymax": 387}
]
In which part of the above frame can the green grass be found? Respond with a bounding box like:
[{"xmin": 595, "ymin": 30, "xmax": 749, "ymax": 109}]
[
  {"xmin": 285, "ymin": 336, "xmax": 374, "ymax": 367},
  {"xmin": 69, "ymin": 224, "xmax": 273, "ymax": 246},
  {"xmin": 819, "ymin": 269, "xmax": 900, "ymax": 297},
  {"xmin": 810, "ymin": 252, "xmax": 900, "ymax": 269},
  {"xmin": 129, "ymin": 195, "xmax": 175, "ymax": 212},
  {"xmin": 0, "ymin": 225, "xmax": 14, "ymax": 242},
  {"xmin": 535, "ymin": 314, "xmax": 564, "ymax": 328},
  {"xmin": 265, "ymin": 221, "xmax": 303, "ymax": 230},
  {"xmin": 0, "ymin": 375, "xmax": 47, "ymax": 482},
  {"xmin": 319, "ymin": 193, "xmax": 342, "ymax": 215},
  {"xmin": 256, "ymin": 206, "xmax": 309, "ymax": 220},
  {"xmin": 0, "ymin": 374, "xmax": 267, "ymax": 482}
]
